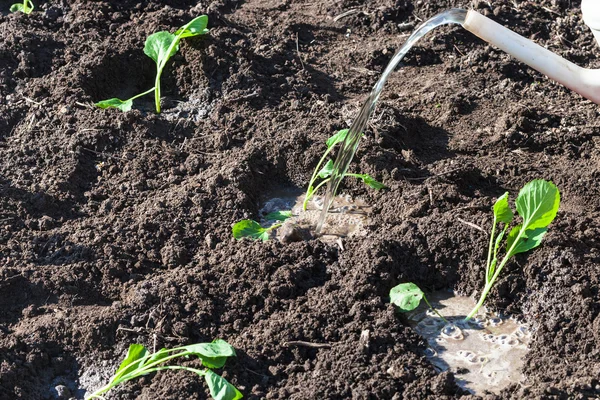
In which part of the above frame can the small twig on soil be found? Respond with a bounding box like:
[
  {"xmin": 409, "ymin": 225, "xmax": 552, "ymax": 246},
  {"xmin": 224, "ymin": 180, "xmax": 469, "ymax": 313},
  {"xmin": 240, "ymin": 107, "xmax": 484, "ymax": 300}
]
[
  {"xmin": 333, "ymin": 9, "xmax": 360, "ymax": 22},
  {"xmin": 285, "ymin": 341, "xmax": 332, "ymax": 349},
  {"xmin": 457, "ymin": 217, "xmax": 485, "ymax": 232},
  {"xmin": 75, "ymin": 101, "xmax": 95, "ymax": 109},
  {"xmin": 23, "ymin": 96, "xmax": 44, "ymax": 106},
  {"xmin": 541, "ymin": 6, "xmax": 560, "ymax": 16},
  {"xmin": 117, "ymin": 326, "xmax": 143, "ymax": 334},
  {"xmin": 452, "ymin": 44, "xmax": 476, "ymax": 74},
  {"xmin": 295, "ymin": 32, "xmax": 305, "ymax": 70}
]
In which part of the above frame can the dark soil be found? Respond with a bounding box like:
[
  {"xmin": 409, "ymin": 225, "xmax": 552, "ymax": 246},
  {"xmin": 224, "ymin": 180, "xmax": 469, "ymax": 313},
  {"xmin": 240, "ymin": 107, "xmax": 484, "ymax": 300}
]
[{"xmin": 1, "ymin": 0, "xmax": 599, "ymax": 399}]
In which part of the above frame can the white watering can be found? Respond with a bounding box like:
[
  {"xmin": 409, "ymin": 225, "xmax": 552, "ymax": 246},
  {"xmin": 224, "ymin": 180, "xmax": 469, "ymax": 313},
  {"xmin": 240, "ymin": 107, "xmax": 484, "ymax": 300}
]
[{"xmin": 463, "ymin": 0, "xmax": 600, "ymax": 103}]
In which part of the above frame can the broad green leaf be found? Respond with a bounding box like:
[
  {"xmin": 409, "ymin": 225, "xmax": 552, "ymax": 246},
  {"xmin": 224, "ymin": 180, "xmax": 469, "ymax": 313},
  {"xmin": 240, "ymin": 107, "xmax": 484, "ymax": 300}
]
[
  {"xmin": 232, "ymin": 220, "xmax": 269, "ymax": 241},
  {"xmin": 515, "ymin": 180, "xmax": 560, "ymax": 230},
  {"xmin": 493, "ymin": 192, "xmax": 514, "ymax": 224},
  {"xmin": 183, "ymin": 339, "xmax": 236, "ymax": 369},
  {"xmin": 317, "ymin": 160, "xmax": 334, "ymax": 179},
  {"xmin": 353, "ymin": 174, "xmax": 386, "ymax": 190},
  {"xmin": 389, "ymin": 283, "xmax": 424, "ymax": 312},
  {"xmin": 144, "ymin": 31, "xmax": 179, "ymax": 67},
  {"xmin": 326, "ymin": 129, "xmax": 350, "ymax": 149},
  {"xmin": 145, "ymin": 348, "xmax": 170, "ymax": 367},
  {"xmin": 264, "ymin": 210, "xmax": 292, "ymax": 222},
  {"xmin": 506, "ymin": 225, "xmax": 547, "ymax": 256},
  {"xmin": 204, "ymin": 370, "xmax": 243, "ymax": 400},
  {"xmin": 111, "ymin": 344, "xmax": 148, "ymax": 382},
  {"xmin": 10, "ymin": 3, "xmax": 24, "ymax": 12},
  {"xmin": 95, "ymin": 98, "xmax": 133, "ymax": 112},
  {"xmin": 175, "ymin": 15, "xmax": 209, "ymax": 38}
]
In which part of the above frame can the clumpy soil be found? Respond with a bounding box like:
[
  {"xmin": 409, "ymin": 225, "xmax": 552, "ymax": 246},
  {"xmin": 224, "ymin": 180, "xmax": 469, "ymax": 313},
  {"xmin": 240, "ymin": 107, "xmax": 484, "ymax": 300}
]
[{"xmin": 1, "ymin": 0, "xmax": 599, "ymax": 399}]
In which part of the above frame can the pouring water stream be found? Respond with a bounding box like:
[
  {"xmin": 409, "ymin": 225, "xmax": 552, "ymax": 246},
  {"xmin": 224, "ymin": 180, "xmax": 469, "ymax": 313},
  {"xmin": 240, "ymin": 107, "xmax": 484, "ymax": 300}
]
[
  {"xmin": 316, "ymin": 6, "xmax": 600, "ymax": 233},
  {"xmin": 315, "ymin": 9, "xmax": 468, "ymax": 233}
]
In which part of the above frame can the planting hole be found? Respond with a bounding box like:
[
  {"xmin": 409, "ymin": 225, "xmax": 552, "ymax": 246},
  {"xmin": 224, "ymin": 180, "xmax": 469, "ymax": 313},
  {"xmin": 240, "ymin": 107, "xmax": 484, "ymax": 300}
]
[
  {"xmin": 408, "ymin": 292, "xmax": 532, "ymax": 395},
  {"xmin": 259, "ymin": 189, "xmax": 371, "ymax": 243}
]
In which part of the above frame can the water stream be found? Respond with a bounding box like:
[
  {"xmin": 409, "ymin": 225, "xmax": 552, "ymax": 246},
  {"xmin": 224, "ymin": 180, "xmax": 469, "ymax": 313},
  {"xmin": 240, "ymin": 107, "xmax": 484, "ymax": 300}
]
[{"xmin": 315, "ymin": 9, "xmax": 468, "ymax": 233}]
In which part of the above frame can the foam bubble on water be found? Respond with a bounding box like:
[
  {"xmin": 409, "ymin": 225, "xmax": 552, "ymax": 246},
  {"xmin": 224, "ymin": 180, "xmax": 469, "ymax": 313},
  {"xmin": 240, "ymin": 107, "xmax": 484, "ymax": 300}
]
[
  {"xmin": 407, "ymin": 292, "xmax": 532, "ymax": 395},
  {"xmin": 441, "ymin": 324, "xmax": 464, "ymax": 341}
]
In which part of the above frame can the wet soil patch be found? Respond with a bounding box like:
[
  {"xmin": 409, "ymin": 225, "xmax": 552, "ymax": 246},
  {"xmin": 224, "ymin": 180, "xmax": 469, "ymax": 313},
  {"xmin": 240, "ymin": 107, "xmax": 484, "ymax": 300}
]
[{"xmin": 1, "ymin": 0, "xmax": 600, "ymax": 399}]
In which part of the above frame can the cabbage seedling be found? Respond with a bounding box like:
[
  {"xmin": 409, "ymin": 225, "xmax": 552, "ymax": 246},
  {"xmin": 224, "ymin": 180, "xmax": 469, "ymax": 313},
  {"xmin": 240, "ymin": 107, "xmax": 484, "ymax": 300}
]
[
  {"xmin": 96, "ymin": 15, "xmax": 209, "ymax": 113},
  {"xmin": 390, "ymin": 282, "xmax": 448, "ymax": 323},
  {"xmin": 465, "ymin": 179, "xmax": 560, "ymax": 320},
  {"xmin": 96, "ymin": 87, "xmax": 155, "ymax": 112},
  {"xmin": 232, "ymin": 211, "xmax": 292, "ymax": 241},
  {"xmin": 86, "ymin": 339, "xmax": 242, "ymax": 400},
  {"xmin": 10, "ymin": 0, "xmax": 33, "ymax": 14},
  {"xmin": 304, "ymin": 129, "xmax": 385, "ymax": 210}
]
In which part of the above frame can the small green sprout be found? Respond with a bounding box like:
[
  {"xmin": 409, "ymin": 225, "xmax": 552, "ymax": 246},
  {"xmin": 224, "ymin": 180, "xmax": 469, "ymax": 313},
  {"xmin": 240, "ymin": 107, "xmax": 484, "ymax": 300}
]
[
  {"xmin": 232, "ymin": 211, "xmax": 292, "ymax": 241},
  {"xmin": 304, "ymin": 129, "xmax": 385, "ymax": 210},
  {"xmin": 389, "ymin": 282, "xmax": 448, "ymax": 323},
  {"xmin": 466, "ymin": 179, "xmax": 560, "ymax": 320},
  {"xmin": 10, "ymin": 0, "xmax": 34, "ymax": 14},
  {"xmin": 96, "ymin": 15, "xmax": 209, "ymax": 113},
  {"xmin": 86, "ymin": 339, "xmax": 242, "ymax": 400},
  {"xmin": 389, "ymin": 180, "xmax": 560, "ymax": 324}
]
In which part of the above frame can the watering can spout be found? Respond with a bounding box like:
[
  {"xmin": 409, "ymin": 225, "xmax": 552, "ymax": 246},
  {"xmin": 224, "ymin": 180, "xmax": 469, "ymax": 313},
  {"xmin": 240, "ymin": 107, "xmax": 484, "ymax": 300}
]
[
  {"xmin": 462, "ymin": 9, "xmax": 600, "ymax": 104},
  {"xmin": 582, "ymin": 0, "xmax": 600, "ymax": 47}
]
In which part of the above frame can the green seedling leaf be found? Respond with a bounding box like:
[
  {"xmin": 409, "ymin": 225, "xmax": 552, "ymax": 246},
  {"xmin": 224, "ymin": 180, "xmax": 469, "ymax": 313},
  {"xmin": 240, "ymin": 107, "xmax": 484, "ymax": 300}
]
[
  {"xmin": 466, "ymin": 179, "xmax": 561, "ymax": 320},
  {"xmin": 326, "ymin": 129, "xmax": 350, "ymax": 149},
  {"xmin": 493, "ymin": 192, "xmax": 513, "ymax": 224},
  {"xmin": 183, "ymin": 339, "xmax": 236, "ymax": 369},
  {"xmin": 390, "ymin": 283, "xmax": 424, "ymax": 312},
  {"xmin": 175, "ymin": 15, "xmax": 209, "ymax": 38},
  {"xmin": 232, "ymin": 220, "xmax": 270, "ymax": 241},
  {"xmin": 506, "ymin": 225, "xmax": 547, "ymax": 256},
  {"xmin": 86, "ymin": 339, "xmax": 240, "ymax": 400},
  {"xmin": 205, "ymin": 369, "xmax": 243, "ymax": 400},
  {"xmin": 144, "ymin": 31, "xmax": 179, "ymax": 66},
  {"xmin": 318, "ymin": 160, "xmax": 334, "ymax": 179},
  {"xmin": 146, "ymin": 348, "xmax": 170, "ymax": 366},
  {"xmin": 111, "ymin": 344, "xmax": 148, "ymax": 382},
  {"xmin": 10, "ymin": 0, "xmax": 33, "ymax": 13},
  {"xmin": 95, "ymin": 15, "xmax": 208, "ymax": 113},
  {"xmin": 353, "ymin": 174, "xmax": 386, "ymax": 190},
  {"xmin": 515, "ymin": 179, "xmax": 560, "ymax": 230},
  {"xmin": 95, "ymin": 98, "xmax": 134, "ymax": 112},
  {"xmin": 264, "ymin": 210, "xmax": 292, "ymax": 222},
  {"xmin": 304, "ymin": 127, "xmax": 377, "ymax": 214}
]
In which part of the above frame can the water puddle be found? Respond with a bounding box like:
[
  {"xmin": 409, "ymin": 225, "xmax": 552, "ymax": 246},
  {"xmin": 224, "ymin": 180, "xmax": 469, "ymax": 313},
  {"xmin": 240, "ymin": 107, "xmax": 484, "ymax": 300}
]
[
  {"xmin": 259, "ymin": 189, "xmax": 370, "ymax": 243},
  {"xmin": 408, "ymin": 292, "xmax": 532, "ymax": 395}
]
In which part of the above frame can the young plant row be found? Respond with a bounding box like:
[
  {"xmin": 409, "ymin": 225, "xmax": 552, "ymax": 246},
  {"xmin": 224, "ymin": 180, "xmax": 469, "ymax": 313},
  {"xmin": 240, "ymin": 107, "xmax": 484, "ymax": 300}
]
[
  {"xmin": 232, "ymin": 129, "xmax": 385, "ymax": 241},
  {"xmin": 86, "ymin": 339, "xmax": 242, "ymax": 400},
  {"xmin": 389, "ymin": 179, "xmax": 560, "ymax": 321}
]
